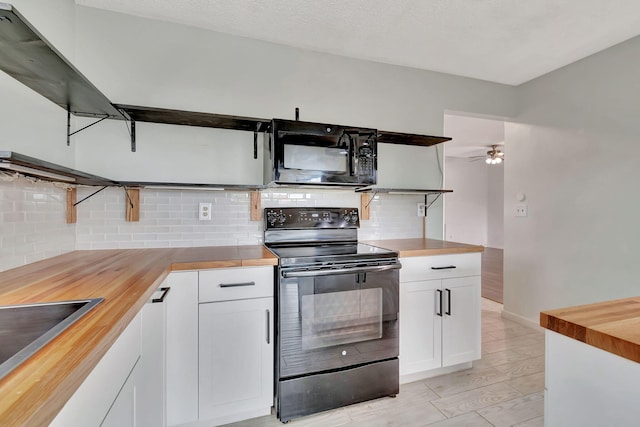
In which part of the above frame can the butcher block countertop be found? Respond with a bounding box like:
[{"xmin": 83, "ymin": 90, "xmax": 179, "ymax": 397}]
[
  {"xmin": 364, "ymin": 238, "xmax": 484, "ymax": 257},
  {"xmin": 0, "ymin": 246, "xmax": 276, "ymax": 427},
  {"xmin": 540, "ymin": 297, "xmax": 640, "ymax": 364}
]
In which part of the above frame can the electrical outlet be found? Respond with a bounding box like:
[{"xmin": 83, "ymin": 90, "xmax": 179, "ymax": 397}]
[
  {"xmin": 515, "ymin": 204, "xmax": 528, "ymax": 217},
  {"xmin": 199, "ymin": 202, "xmax": 212, "ymax": 220},
  {"xmin": 416, "ymin": 203, "xmax": 426, "ymax": 217}
]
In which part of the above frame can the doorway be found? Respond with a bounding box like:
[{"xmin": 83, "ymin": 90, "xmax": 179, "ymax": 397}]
[{"xmin": 443, "ymin": 113, "xmax": 504, "ymax": 303}]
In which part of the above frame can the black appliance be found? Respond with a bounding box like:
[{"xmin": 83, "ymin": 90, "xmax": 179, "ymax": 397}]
[
  {"xmin": 263, "ymin": 119, "xmax": 377, "ymax": 187},
  {"xmin": 264, "ymin": 207, "xmax": 400, "ymax": 422}
]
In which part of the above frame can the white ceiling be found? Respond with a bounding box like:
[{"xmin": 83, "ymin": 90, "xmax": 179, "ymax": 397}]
[{"xmin": 76, "ymin": 0, "xmax": 640, "ymax": 85}]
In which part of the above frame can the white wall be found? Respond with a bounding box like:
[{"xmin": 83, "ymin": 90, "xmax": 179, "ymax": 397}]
[
  {"xmin": 443, "ymin": 157, "xmax": 504, "ymax": 248},
  {"xmin": 70, "ymin": 5, "xmax": 516, "ymax": 240},
  {"xmin": 1, "ymin": 0, "xmax": 77, "ymax": 167},
  {"xmin": 2, "ymin": 2, "xmax": 517, "ymax": 269},
  {"xmin": 504, "ymin": 34, "xmax": 640, "ymax": 324},
  {"xmin": 444, "ymin": 157, "xmax": 488, "ymax": 245},
  {"xmin": 486, "ymin": 164, "xmax": 504, "ymax": 248}
]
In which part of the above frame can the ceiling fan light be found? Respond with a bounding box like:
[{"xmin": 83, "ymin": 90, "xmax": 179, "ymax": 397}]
[
  {"xmin": 485, "ymin": 158, "xmax": 492, "ymax": 164},
  {"xmin": 496, "ymin": 157, "xmax": 502, "ymax": 164}
]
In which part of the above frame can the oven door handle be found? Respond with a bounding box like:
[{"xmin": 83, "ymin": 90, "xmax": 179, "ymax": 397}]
[{"xmin": 282, "ymin": 262, "xmax": 402, "ymax": 278}]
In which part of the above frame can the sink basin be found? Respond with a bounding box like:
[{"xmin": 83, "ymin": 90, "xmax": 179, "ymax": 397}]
[{"xmin": 0, "ymin": 298, "xmax": 103, "ymax": 381}]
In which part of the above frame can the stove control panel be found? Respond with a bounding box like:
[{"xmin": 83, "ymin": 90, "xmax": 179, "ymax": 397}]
[{"xmin": 264, "ymin": 207, "xmax": 359, "ymax": 229}]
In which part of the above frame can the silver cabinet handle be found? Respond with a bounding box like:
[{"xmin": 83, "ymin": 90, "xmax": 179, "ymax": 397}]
[
  {"xmin": 266, "ymin": 309, "xmax": 270, "ymax": 344},
  {"xmin": 152, "ymin": 287, "xmax": 170, "ymax": 303},
  {"xmin": 431, "ymin": 265, "xmax": 456, "ymax": 270},
  {"xmin": 219, "ymin": 281, "xmax": 255, "ymax": 288}
]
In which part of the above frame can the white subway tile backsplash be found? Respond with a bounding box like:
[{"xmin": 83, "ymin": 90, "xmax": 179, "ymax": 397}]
[
  {"xmin": 0, "ymin": 178, "xmax": 75, "ymax": 272},
  {"xmin": 3, "ymin": 179, "xmax": 426, "ymax": 267}
]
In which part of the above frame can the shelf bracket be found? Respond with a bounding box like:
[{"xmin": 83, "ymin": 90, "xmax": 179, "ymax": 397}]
[
  {"xmin": 130, "ymin": 119, "xmax": 136, "ymax": 152},
  {"xmin": 253, "ymin": 122, "xmax": 263, "ymax": 159},
  {"xmin": 66, "ymin": 108, "xmax": 109, "ymax": 146},
  {"xmin": 73, "ymin": 186, "xmax": 108, "ymax": 207}
]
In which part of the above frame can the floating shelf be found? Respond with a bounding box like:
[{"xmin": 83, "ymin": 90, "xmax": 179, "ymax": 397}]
[
  {"xmin": 115, "ymin": 105, "xmax": 270, "ymax": 132},
  {"xmin": 377, "ymin": 131, "xmax": 451, "ymax": 147},
  {"xmin": 120, "ymin": 181, "xmax": 266, "ymax": 191},
  {"xmin": 0, "ymin": 151, "xmax": 118, "ymax": 186},
  {"xmin": 0, "ymin": 4, "xmax": 124, "ymax": 119},
  {"xmin": 355, "ymin": 187, "xmax": 452, "ymax": 195},
  {"xmin": 0, "ymin": 3, "xmax": 452, "ymax": 151}
]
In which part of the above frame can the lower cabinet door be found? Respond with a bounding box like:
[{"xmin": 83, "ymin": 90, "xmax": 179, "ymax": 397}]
[
  {"xmin": 101, "ymin": 362, "xmax": 139, "ymax": 427},
  {"xmin": 442, "ymin": 275, "xmax": 481, "ymax": 367},
  {"xmin": 399, "ymin": 279, "xmax": 442, "ymax": 375},
  {"xmin": 198, "ymin": 297, "xmax": 274, "ymax": 424}
]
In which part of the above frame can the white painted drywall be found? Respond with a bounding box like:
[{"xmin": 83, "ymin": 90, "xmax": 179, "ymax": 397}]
[
  {"xmin": 0, "ymin": 0, "xmax": 77, "ymax": 167},
  {"xmin": 504, "ymin": 34, "xmax": 640, "ymax": 324},
  {"xmin": 443, "ymin": 157, "xmax": 488, "ymax": 246},
  {"xmin": 486, "ymin": 164, "xmax": 504, "ymax": 249},
  {"xmin": 68, "ymin": 5, "xmax": 516, "ymax": 239}
]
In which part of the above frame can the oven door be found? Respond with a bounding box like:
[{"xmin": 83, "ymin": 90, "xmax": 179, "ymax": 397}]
[{"xmin": 277, "ymin": 264, "xmax": 399, "ymax": 379}]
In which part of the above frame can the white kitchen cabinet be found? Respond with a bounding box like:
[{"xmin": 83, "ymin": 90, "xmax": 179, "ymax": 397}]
[
  {"xmin": 399, "ymin": 253, "xmax": 481, "ymax": 382},
  {"xmin": 137, "ymin": 284, "xmax": 170, "ymax": 427},
  {"xmin": 198, "ymin": 266, "xmax": 274, "ymax": 426},
  {"xmin": 50, "ymin": 312, "xmax": 142, "ymax": 427},
  {"xmin": 100, "ymin": 363, "xmax": 138, "ymax": 427},
  {"xmin": 165, "ymin": 271, "xmax": 199, "ymax": 427},
  {"xmin": 545, "ymin": 330, "xmax": 640, "ymax": 427}
]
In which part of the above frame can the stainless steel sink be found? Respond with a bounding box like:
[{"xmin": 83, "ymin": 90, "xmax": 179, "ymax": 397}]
[{"xmin": 0, "ymin": 298, "xmax": 103, "ymax": 380}]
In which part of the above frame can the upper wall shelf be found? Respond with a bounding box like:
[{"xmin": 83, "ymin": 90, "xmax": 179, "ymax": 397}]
[
  {"xmin": 355, "ymin": 187, "xmax": 452, "ymax": 195},
  {"xmin": 377, "ymin": 132, "xmax": 451, "ymax": 147},
  {"xmin": 116, "ymin": 105, "xmax": 270, "ymax": 132},
  {"xmin": 0, "ymin": 3, "xmax": 124, "ymax": 120},
  {"xmin": 0, "ymin": 3, "xmax": 450, "ymax": 148},
  {"xmin": 0, "ymin": 150, "xmax": 118, "ymax": 186}
]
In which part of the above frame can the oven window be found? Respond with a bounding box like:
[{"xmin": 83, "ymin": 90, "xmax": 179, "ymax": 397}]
[
  {"xmin": 300, "ymin": 288, "xmax": 382, "ymax": 350},
  {"xmin": 283, "ymin": 145, "xmax": 348, "ymax": 173}
]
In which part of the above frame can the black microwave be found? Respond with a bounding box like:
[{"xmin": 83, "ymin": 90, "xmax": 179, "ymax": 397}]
[{"xmin": 263, "ymin": 119, "xmax": 377, "ymax": 186}]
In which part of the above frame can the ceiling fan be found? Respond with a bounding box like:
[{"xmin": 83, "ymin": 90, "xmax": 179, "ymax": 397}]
[{"xmin": 470, "ymin": 144, "xmax": 504, "ymax": 164}]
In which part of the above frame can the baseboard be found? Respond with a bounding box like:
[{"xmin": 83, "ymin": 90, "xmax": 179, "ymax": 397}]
[
  {"xmin": 400, "ymin": 361, "xmax": 472, "ymax": 384},
  {"xmin": 501, "ymin": 309, "xmax": 545, "ymax": 332}
]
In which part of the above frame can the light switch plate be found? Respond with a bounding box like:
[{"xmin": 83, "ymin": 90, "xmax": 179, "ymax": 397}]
[{"xmin": 515, "ymin": 204, "xmax": 527, "ymax": 217}]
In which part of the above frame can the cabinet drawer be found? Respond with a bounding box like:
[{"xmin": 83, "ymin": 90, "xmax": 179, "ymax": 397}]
[
  {"xmin": 400, "ymin": 253, "xmax": 481, "ymax": 282},
  {"xmin": 199, "ymin": 267, "xmax": 274, "ymax": 303}
]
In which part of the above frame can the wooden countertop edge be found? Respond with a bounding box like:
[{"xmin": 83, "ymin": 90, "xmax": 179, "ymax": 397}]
[
  {"xmin": 397, "ymin": 246, "xmax": 484, "ymax": 257},
  {"xmin": 540, "ymin": 304, "xmax": 640, "ymax": 364}
]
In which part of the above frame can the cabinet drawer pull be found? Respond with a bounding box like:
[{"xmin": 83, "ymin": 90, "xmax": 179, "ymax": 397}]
[
  {"xmin": 436, "ymin": 289, "xmax": 443, "ymax": 317},
  {"xmin": 431, "ymin": 265, "xmax": 456, "ymax": 270},
  {"xmin": 219, "ymin": 281, "xmax": 256, "ymax": 288},
  {"xmin": 445, "ymin": 288, "xmax": 451, "ymax": 315},
  {"xmin": 151, "ymin": 287, "xmax": 170, "ymax": 303}
]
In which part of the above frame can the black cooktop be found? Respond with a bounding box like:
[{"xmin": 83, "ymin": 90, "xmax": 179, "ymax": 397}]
[{"xmin": 266, "ymin": 242, "xmax": 397, "ymax": 267}]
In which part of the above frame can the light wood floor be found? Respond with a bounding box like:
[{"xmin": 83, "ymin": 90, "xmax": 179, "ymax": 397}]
[
  {"xmin": 482, "ymin": 247, "xmax": 503, "ymax": 304},
  {"xmin": 223, "ymin": 298, "xmax": 545, "ymax": 427}
]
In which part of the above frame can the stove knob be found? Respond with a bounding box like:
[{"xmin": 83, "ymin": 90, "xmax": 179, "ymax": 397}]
[
  {"xmin": 278, "ymin": 213, "xmax": 286, "ymax": 224},
  {"xmin": 350, "ymin": 214, "xmax": 359, "ymax": 223},
  {"xmin": 342, "ymin": 214, "xmax": 350, "ymax": 222}
]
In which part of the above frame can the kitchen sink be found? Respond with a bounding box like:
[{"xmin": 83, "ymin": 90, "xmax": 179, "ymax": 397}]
[{"xmin": 0, "ymin": 298, "xmax": 103, "ymax": 381}]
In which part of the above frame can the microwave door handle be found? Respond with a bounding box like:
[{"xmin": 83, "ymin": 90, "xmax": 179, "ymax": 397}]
[{"xmin": 348, "ymin": 133, "xmax": 355, "ymax": 176}]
